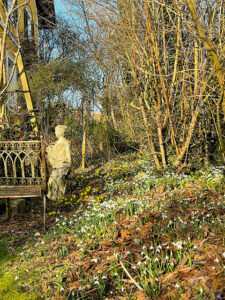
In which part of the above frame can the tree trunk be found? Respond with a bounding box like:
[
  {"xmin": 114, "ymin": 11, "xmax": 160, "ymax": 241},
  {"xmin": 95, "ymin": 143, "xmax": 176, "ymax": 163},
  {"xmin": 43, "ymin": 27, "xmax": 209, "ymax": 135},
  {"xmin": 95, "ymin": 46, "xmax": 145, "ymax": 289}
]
[{"xmin": 81, "ymin": 104, "xmax": 87, "ymax": 170}]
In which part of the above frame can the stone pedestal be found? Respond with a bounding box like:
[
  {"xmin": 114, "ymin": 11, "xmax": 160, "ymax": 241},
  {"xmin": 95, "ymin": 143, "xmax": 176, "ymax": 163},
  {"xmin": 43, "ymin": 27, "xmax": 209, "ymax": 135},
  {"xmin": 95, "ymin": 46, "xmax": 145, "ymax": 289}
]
[
  {"xmin": 10, "ymin": 199, "xmax": 26, "ymax": 214},
  {"xmin": 0, "ymin": 198, "xmax": 26, "ymax": 217}
]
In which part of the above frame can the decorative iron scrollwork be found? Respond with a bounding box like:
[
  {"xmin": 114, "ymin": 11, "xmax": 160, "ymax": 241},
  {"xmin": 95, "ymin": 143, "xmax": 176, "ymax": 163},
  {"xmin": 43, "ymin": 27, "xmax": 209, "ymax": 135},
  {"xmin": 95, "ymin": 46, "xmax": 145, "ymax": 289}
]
[
  {"xmin": 0, "ymin": 141, "xmax": 41, "ymax": 152},
  {"xmin": 0, "ymin": 141, "xmax": 43, "ymax": 187},
  {"xmin": 0, "ymin": 177, "xmax": 43, "ymax": 186}
]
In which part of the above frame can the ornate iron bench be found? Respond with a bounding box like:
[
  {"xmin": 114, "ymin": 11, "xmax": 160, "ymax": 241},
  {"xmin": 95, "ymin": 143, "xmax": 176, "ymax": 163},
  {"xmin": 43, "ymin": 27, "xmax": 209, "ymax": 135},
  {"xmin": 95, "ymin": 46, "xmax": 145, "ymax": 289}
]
[{"xmin": 0, "ymin": 140, "xmax": 47, "ymax": 229}]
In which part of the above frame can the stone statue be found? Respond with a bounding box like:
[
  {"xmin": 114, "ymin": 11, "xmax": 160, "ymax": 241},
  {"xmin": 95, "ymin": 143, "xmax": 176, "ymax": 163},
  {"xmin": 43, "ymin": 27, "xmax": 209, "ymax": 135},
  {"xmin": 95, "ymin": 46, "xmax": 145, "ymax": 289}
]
[{"xmin": 46, "ymin": 125, "xmax": 71, "ymax": 200}]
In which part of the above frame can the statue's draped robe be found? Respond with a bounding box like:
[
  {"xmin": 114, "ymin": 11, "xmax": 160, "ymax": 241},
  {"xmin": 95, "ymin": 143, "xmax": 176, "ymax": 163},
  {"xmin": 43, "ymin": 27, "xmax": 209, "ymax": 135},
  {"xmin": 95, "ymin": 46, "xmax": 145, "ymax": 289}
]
[{"xmin": 47, "ymin": 138, "xmax": 71, "ymax": 200}]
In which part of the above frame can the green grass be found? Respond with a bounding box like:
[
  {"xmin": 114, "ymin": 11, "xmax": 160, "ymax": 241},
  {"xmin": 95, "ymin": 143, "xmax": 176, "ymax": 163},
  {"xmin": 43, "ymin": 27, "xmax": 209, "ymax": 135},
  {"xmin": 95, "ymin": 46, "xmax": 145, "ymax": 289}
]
[
  {"xmin": 0, "ymin": 274, "xmax": 36, "ymax": 300},
  {"xmin": 0, "ymin": 235, "xmax": 38, "ymax": 300},
  {"xmin": 0, "ymin": 236, "xmax": 12, "ymax": 275}
]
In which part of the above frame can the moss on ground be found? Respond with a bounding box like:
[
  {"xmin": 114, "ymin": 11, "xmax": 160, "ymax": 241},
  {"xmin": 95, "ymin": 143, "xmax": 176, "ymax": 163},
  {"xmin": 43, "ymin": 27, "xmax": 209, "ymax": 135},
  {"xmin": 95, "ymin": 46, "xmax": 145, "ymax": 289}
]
[
  {"xmin": 0, "ymin": 236, "xmax": 38, "ymax": 300},
  {"xmin": 0, "ymin": 274, "xmax": 35, "ymax": 300}
]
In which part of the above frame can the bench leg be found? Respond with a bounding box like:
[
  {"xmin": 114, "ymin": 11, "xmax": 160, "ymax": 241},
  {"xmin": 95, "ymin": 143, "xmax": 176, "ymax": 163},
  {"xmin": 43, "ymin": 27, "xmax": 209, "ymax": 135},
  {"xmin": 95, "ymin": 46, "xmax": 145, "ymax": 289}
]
[
  {"xmin": 6, "ymin": 199, "xmax": 10, "ymax": 220},
  {"xmin": 43, "ymin": 194, "xmax": 46, "ymax": 231}
]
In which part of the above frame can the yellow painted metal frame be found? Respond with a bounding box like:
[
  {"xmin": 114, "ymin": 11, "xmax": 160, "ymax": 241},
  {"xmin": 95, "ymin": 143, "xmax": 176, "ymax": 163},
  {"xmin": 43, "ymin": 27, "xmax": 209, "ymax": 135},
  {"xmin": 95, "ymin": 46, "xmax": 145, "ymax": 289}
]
[
  {"xmin": 0, "ymin": 0, "xmax": 39, "ymax": 133},
  {"xmin": 16, "ymin": 52, "xmax": 38, "ymax": 132}
]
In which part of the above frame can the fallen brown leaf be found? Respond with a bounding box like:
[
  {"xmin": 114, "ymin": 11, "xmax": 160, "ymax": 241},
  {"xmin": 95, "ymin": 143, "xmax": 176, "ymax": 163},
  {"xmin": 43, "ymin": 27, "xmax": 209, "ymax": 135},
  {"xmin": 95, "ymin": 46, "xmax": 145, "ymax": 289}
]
[
  {"xmin": 121, "ymin": 229, "xmax": 132, "ymax": 241},
  {"xmin": 139, "ymin": 222, "xmax": 153, "ymax": 238},
  {"xmin": 134, "ymin": 291, "xmax": 149, "ymax": 300}
]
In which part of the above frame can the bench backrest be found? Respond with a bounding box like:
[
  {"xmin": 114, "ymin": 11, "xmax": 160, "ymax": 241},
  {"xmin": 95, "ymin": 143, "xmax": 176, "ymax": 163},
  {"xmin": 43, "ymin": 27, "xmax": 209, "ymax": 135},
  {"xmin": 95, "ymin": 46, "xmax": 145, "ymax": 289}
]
[{"xmin": 0, "ymin": 141, "xmax": 46, "ymax": 198}]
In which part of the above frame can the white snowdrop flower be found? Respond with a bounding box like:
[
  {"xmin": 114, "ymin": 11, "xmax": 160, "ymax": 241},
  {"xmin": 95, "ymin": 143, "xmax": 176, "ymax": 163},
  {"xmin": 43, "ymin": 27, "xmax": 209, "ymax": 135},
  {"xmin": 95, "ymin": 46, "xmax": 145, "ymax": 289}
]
[
  {"xmin": 177, "ymin": 244, "xmax": 182, "ymax": 250},
  {"xmin": 212, "ymin": 266, "xmax": 215, "ymax": 270},
  {"xmin": 137, "ymin": 261, "xmax": 142, "ymax": 266},
  {"xmin": 175, "ymin": 283, "xmax": 179, "ymax": 288},
  {"xmin": 126, "ymin": 251, "xmax": 131, "ymax": 255},
  {"xmin": 41, "ymin": 240, "xmax": 45, "ymax": 245},
  {"xmin": 114, "ymin": 272, "xmax": 118, "ymax": 276},
  {"xmin": 136, "ymin": 227, "xmax": 140, "ymax": 231},
  {"xmin": 222, "ymin": 252, "xmax": 225, "ymax": 258},
  {"xmin": 193, "ymin": 245, "xmax": 197, "ymax": 249},
  {"xmin": 142, "ymin": 246, "xmax": 147, "ymax": 250},
  {"xmin": 15, "ymin": 276, "xmax": 19, "ymax": 280},
  {"xmin": 154, "ymin": 258, "xmax": 159, "ymax": 262},
  {"xmin": 214, "ymin": 258, "xmax": 219, "ymax": 263},
  {"xmin": 165, "ymin": 256, "xmax": 169, "ymax": 261},
  {"xmin": 141, "ymin": 252, "xmax": 145, "ymax": 256},
  {"xmin": 150, "ymin": 246, "xmax": 154, "ymax": 250},
  {"xmin": 62, "ymin": 222, "xmax": 66, "ymax": 226},
  {"xmin": 91, "ymin": 258, "xmax": 98, "ymax": 263},
  {"xmin": 60, "ymin": 287, "xmax": 65, "ymax": 292},
  {"xmin": 102, "ymin": 276, "xmax": 107, "ymax": 280},
  {"xmin": 94, "ymin": 281, "xmax": 99, "ymax": 285}
]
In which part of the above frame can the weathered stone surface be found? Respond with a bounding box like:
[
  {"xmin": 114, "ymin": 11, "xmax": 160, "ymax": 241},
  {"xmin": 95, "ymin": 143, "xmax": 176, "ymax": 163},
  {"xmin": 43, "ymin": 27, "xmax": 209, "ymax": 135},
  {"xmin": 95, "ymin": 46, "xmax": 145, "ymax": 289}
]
[
  {"xmin": 0, "ymin": 198, "xmax": 26, "ymax": 215},
  {"xmin": 46, "ymin": 125, "xmax": 71, "ymax": 200},
  {"xmin": 10, "ymin": 198, "xmax": 26, "ymax": 213}
]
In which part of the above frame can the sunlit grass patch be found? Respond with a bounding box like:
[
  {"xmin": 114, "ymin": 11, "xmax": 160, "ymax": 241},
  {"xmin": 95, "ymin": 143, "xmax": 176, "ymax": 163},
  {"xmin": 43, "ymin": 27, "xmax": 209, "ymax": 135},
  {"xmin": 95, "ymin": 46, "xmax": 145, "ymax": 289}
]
[{"xmin": 0, "ymin": 274, "xmax": 36, "ymax": 300}]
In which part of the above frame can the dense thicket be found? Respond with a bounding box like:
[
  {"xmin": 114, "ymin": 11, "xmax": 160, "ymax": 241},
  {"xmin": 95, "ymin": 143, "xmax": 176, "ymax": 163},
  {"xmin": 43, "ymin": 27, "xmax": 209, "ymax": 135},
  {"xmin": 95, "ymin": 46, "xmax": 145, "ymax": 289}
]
[{"xmin": 61, "ymin": 0, "xmax": 225, "ymax": 170}]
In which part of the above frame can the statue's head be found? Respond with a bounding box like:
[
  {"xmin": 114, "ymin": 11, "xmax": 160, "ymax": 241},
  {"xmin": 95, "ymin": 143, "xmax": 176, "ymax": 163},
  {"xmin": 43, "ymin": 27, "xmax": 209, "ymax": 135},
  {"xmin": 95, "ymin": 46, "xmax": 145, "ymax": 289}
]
[{"xmin": 55, "ymin": 125, "xmax": 67, "ymax": 139}]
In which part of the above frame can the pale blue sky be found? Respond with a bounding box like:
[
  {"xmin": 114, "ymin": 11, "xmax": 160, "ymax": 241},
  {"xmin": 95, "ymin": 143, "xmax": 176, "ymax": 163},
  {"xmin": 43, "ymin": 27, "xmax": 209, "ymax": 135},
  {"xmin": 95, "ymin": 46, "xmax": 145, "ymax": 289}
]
[{"xmin": 55, "ymin": 0, "xmax": 69, "ymax": 17}]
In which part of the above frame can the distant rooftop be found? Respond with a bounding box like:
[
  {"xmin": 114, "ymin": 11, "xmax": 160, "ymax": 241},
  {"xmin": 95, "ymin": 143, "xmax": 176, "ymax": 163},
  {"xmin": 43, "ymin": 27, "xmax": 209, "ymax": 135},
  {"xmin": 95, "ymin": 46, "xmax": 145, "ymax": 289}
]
[{"xmin": 94, "ymin": 113, "xmax": 102, "ymax": 121}]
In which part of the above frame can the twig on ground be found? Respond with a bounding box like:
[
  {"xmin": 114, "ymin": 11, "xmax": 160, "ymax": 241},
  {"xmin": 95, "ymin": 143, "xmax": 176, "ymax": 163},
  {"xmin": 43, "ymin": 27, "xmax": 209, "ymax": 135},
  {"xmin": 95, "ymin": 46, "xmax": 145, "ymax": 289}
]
[{"xmin": 120, "ymin": 260, "xmax": 144, "ymax": 291}]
